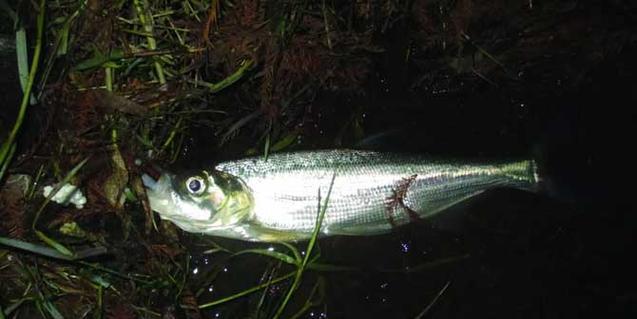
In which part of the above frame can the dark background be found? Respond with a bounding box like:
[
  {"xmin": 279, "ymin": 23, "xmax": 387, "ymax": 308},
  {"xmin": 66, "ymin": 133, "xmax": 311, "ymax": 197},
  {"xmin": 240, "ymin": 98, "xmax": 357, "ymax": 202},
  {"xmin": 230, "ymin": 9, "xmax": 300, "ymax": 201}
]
[{"xmin": 1, "ymin": 0, "xmax": 636, "ymax": 318}]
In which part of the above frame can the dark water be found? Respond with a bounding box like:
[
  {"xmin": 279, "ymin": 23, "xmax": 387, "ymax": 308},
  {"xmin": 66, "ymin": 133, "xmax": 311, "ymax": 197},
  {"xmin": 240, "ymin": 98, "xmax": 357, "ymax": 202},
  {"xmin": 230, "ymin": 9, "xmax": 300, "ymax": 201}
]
[{"xmin": 178, "ymin": 40, "xmax": 637, "ymax": 318}]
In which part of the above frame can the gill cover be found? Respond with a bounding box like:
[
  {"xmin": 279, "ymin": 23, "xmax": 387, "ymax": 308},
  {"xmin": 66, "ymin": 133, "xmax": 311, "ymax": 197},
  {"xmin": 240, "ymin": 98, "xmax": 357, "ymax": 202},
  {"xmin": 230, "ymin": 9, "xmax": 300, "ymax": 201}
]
[{"xmin": 147, "ymin": 169, "xmax": 254, "ymax": 233}]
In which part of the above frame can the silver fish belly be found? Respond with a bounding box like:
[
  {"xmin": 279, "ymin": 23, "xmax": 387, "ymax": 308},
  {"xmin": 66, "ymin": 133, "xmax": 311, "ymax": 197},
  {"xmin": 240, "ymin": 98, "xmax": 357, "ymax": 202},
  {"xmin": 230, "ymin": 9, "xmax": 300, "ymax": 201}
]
[{"xmin": 209, "ymin": 150, "xmax": 538, "ymax": 240}]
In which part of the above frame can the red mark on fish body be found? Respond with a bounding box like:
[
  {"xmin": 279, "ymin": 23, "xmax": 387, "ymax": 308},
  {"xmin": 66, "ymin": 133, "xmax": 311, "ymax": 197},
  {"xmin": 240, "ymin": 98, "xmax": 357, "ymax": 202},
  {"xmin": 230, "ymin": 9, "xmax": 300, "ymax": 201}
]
[{"xmin": 385, "ymin": 174, "xmax": 422, "ymax": 227}]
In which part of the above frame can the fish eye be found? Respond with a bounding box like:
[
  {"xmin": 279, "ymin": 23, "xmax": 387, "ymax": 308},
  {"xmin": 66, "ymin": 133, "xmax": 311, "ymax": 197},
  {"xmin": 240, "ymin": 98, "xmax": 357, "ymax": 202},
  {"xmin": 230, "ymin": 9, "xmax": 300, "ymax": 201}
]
[{"xmin": 185, "ymin": 176, "xmax": 206, "ymax": 195}]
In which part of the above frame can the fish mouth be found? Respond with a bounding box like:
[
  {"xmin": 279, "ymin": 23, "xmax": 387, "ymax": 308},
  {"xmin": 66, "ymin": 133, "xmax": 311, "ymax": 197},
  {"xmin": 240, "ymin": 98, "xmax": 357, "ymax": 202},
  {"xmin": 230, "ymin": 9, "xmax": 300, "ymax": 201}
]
[
  {"xmin": 141, "ymin": 173, "xmax": 158, "ymax": 190},
  {"xmin": 141, "ymin": 163, "xmax": 165, "ymax": 189},
  {"xmin": 141, "ymin": 165, "xmax": 175, "ymax": 208},
  {"xmin": 141, "ymin": 170, "xmax": 178, "ymax": 220},
  {"xmin": 142, "ymin": 171, "xmax": 174, "ymax": 195}
]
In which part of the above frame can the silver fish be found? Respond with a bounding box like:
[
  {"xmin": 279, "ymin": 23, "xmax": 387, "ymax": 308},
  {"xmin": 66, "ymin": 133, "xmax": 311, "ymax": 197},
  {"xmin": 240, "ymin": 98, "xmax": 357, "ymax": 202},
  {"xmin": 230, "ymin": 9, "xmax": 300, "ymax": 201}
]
[{"xmin": 143, "ymin": 149, "xmax": 539, "ymax": 242}]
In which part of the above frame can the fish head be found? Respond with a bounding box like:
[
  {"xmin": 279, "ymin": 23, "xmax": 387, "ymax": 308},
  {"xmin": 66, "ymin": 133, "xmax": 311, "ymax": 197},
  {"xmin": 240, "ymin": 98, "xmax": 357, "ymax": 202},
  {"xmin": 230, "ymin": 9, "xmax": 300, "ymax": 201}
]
[{"xmin": 142, "ymin": 169, "xmax": 254, "ymax": 234}]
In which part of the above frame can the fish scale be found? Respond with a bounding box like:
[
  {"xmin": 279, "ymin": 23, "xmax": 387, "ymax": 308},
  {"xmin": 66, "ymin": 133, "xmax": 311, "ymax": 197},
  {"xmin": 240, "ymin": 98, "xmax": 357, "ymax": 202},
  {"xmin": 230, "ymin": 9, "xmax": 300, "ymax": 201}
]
[
  {"xmin": 144, "ymin": 149, "xmax": 538, "ymax": 241},
  {"xmin": 211, "ymin": 150, "xmax": 538, "ymax": 239}
]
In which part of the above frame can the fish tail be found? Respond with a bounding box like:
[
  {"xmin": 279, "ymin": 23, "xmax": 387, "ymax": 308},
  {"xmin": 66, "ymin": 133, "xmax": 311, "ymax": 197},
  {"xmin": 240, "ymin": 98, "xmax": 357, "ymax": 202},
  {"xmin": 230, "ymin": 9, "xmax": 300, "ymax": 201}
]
[
  {"xmin": 498, "ymin": 159, "xmax": 540, "ymax": 192},
  {"xmin": 531, "ymin": 105, "xmax": 593, "ymax": 203}
]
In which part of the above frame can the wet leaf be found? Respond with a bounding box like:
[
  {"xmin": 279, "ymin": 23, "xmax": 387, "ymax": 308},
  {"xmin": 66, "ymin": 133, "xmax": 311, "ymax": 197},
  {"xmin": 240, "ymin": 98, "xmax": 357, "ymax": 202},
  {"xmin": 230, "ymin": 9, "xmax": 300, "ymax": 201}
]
[
  {"xmin": 73, "ymin": 48, "xmax": 125, "ymax": 71},
  {"xmin": 89, "ymin": 90, "xmax": 150, "ymax": 115},
  {"xmin": 58, "ymin": 222, "xmax": 87, "ymax": 239},
  {"xmin": 270, "ymin": 131, "xmax": 299, "ymax": 152},
  {"xmin": 103, "ymin": 147, "xmax": 128, "ymax": 209}
]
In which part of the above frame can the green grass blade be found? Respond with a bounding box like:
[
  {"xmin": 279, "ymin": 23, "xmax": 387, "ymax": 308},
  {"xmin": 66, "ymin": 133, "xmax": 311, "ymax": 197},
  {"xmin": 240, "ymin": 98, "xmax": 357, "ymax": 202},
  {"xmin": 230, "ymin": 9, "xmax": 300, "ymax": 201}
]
[
  {"xmin": 132, "ymin": 0, "xmax": 166, "ymax": 84},
  {"xmin": 0, "ymin": 235, "xmax": 107, "ymax": 262},
  {"xmin": 0, "ymin": 143, "xmax": 16, "ymax": 180},
  {"xmin": 189, "ymin": 59, "xmax": 254, "ymax": 93},
  {"xmin": 34, "ymin": 231, "xmax": 74, "ymax": 257},
  {"xmin": 32, "ymin": 157, "xmax": 89, "ymax": 228},
  {"xmin": 379, "ymin": 254, "xmax": 471, "ymax": 273},
  {"xmin": 302, "ymin": 172, "xmax": 336, "ymax": 269},
  {"xmin": 273, "ymin": 171, "xmax": 336, "ymax": 319},
  {"xmin": 78, "ymin": 261, "xmax": 152, "ymax": 284},
  {"xmin": 233, "ymin": 249, "xmax": 298, "ymax": 266},
  {"xmin": 41, "ymin": 300, "xmax": 64, "ymax": 319},
  {"xmin": 220, "ymin": 109, "xmax": 262, "ymax": 144},
  {"xmin": 0, "ymin": 237, "xmax": 74, "ymax": 260},
  {"xmin": 26, "ymin": 164, "xmax": 45, "ymax": 200},
  {"xmin": 2, "ymin": 298, "xmax": 29, "ymax": 317},
  {"xmin": 15, "ymin": 26, "xmax": 29, "ymax": 97},
  {"xmin": 263, "ymin": 131, "xmax": 271, "ymax": 161},
  {"xmin": 198, "ymin": 271, "xmax": 296, "ymax": 309},
  {"xmin": 278, "ymin": 242, "xmax": 302, "ymax": 263},
  {"xmin": 0, "ymin": 0, "xmax": 45, "ymax": 181},
  {"xmin": 270, "ymin": 131, "xmax": 299, "ymax": 153},
  {"xmin": 290, "ymin": 278, "xmax": 324, "ymax": 319},
  {"xmin": 414, "ymin": 281, "xmax": 451, "ymax": 319},
  {"xmin": 253, "ymin": 265, "xmax": 277, "ymax": 319},
  {"xmin": 73, "ymin": 48, "xmax": 125, "ymax": 71}
]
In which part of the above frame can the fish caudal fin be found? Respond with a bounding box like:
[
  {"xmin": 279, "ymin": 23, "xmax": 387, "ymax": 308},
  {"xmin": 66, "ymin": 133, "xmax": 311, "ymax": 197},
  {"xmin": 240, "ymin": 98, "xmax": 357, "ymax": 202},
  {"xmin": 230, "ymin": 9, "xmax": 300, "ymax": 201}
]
[{"xmin": 498, "ymin": 159, "xmax": 540, "ymax": 192}]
